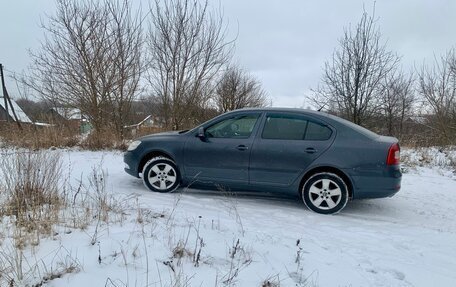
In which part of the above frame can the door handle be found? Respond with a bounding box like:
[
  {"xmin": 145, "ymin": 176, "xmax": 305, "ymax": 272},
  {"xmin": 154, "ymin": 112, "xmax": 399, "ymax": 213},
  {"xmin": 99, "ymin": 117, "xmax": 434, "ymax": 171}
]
[
  {"xmin": 305, "ymin": 147, "xmax": 317, "ymax": 154},
  {"xmin": 236, "ymin": 145, "xmax": 249, "ymax": 151}
]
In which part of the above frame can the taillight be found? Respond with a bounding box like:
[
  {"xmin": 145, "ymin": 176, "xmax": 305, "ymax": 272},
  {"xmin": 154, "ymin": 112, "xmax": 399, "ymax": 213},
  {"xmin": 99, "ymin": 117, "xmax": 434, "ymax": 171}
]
[{"xmin": 387, "ymin": 143, "xmax": 400, "ymax": 165}]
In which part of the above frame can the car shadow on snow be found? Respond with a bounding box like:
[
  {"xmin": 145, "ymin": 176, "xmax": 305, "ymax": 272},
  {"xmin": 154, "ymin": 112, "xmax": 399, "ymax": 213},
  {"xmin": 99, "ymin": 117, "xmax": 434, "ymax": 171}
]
[
  {"xmin": 124, "ymin": 178, "xmax": 397, "ymax": 216},
  {"xmin": 178, "ymin": 186, "xmax": 397, "ymax": 217},
  {"xmin": 181, "ymin": 187, "xmax": 301, "ymax": 205},
  {"xmin": 340, "ymin": 198, "xmax": 402, "ymax": 221}
]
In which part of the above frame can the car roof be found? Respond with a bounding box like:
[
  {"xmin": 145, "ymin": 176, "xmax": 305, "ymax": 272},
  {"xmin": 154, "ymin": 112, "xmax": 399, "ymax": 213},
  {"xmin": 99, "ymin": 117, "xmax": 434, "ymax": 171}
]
[
  {"xmin": 229, "ymin": 107, "xmax": 379, "ymax": 139},
  {"xmin": 228, "ymin": 107, "xmax": 332, "ymax": 119}
]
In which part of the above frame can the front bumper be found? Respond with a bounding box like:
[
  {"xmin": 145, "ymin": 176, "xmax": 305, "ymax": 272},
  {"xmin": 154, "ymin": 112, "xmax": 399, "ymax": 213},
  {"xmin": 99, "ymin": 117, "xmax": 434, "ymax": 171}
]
[{"xmin": 124, "ymin": 151, "xmax": 140, "ymax": 178}]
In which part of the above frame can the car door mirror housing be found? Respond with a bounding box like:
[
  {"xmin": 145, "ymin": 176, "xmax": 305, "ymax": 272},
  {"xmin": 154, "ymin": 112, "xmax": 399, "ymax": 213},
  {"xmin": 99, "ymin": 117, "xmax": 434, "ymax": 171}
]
[{"xmin": 197, "ymin": 127, "xmax": 206, "ymax": 140}]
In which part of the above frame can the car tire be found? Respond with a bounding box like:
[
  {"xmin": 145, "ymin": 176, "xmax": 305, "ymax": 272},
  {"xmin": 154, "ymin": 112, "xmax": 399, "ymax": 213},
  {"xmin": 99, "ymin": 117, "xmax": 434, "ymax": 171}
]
[
  {"xmin": 302, "ymin": 172, "xmax": 349, "ymax": 214},
  {"xmin": 142, "ymin": 156, "xmax": 180, "ymax": 193}
]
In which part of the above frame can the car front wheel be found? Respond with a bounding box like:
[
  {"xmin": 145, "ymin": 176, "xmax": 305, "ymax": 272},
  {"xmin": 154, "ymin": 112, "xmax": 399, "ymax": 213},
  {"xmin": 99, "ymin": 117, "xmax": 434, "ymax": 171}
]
[
  {"xmin": 142, "ymin": 157, "xmax": 180, "ymax": 193},
  {"xmin": 302, "ymin": 172, "xmax": 348, "ymax": 214}
]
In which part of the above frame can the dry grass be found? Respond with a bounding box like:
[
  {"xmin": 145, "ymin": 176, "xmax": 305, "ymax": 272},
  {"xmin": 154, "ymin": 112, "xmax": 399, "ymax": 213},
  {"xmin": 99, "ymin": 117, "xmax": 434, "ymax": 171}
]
[
  {"xmin": 0, "ymin": 149, "xmax": 133, "ymax": 286},
  {"xmin": 0, "ymin": 150, "xmax": 63, "ymax": 244},
  {"xmin": 221, "ymin": 238, "xmax": 253, "ymax": 286},
  {"xmin": 0, "ymin": 123, "xmax": 79, "ymax": 149},
  {"xmin": 0, "ymin": 123, "xmax": 166, "ymax": 151},
  {"xmin": 81, "ymin": 129, "xmax": 128, "ymax": 151},
  {"xmin": 172, "ymin": 241, "xmax": 193, "ymax": 260},
  {"xmin": 261, "ymin": 275, "xmax": 281, "ymax": 287},
  {"xmin": 0, "ymin": 150, "xmax": 75, "ymax": 286}
]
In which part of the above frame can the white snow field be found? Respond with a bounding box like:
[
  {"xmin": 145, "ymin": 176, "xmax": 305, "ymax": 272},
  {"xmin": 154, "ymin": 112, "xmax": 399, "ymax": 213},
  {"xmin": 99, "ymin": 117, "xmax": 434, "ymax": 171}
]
[{"xmin": 1, "ymin": 148, "xmax": 455, "ymax": 287}]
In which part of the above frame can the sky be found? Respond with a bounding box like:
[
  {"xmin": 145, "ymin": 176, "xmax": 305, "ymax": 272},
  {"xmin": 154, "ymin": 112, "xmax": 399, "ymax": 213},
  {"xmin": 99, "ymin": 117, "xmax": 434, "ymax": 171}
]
[{"xmin": 1, "ymin": 0, "xmax": 455, "ymax": 107}]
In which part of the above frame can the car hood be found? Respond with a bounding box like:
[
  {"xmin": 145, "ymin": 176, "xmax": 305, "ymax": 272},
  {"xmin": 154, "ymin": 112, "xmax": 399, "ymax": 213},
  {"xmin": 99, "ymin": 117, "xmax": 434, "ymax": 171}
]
[{"xmin": 138, "ymin": 130, "xmax": 185, "ymax": 141}]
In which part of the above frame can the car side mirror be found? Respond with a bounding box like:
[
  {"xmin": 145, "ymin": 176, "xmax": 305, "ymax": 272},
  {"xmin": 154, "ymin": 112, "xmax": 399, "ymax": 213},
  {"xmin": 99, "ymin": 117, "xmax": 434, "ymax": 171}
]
[{"xmin": 197, "ymin": 127, "xmax": 206, "ymax": 141}]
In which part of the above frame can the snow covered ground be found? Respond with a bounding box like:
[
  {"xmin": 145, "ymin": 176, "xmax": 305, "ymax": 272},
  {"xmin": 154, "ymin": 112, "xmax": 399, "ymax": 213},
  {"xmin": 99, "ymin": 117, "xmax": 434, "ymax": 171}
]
[{"xmin": 1, "ymin": 148, "xmax": 456, "ymax": 287}]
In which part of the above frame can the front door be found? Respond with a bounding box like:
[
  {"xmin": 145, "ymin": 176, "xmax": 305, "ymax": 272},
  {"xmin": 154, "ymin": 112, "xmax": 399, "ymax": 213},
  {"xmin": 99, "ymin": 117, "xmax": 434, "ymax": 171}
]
[{"xmin": 184, "ymin": 112, "xmax": 261, "ymax": 184}]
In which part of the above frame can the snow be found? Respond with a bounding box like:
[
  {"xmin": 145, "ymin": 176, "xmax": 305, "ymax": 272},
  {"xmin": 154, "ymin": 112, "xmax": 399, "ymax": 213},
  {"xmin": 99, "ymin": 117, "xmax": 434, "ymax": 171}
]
[
  {"xmin": 1, "ymin": 148, "xmax": 456, "ymax": 287},
  {"xmin": 33, "ymin": 122, "xmax": 55, "ymax": 127}
]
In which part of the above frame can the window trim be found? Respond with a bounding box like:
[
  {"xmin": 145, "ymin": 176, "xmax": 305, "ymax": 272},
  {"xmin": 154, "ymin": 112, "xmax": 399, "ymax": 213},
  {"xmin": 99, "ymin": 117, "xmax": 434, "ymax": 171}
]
[
  {"xmin": 260, "ymin": 113, "xmax": 334, "ymax": 141},
  {"xmin": 204, "ymin": 112, "xmax": 262, "ymax": 139},
  {"xmin": 304, "ymin": 120, "xmax": 333, "ymax": 141},
  {"xmin": 261, "ymin": 113, "xmax": 309, "ymax": 140}
]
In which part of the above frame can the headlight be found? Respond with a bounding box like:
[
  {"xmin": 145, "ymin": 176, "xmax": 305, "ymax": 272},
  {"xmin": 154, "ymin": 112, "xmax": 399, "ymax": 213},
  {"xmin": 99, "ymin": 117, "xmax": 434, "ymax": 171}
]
[{"xmin": 127, "ymin": 140, "xmax": 141, "ymax": 151}]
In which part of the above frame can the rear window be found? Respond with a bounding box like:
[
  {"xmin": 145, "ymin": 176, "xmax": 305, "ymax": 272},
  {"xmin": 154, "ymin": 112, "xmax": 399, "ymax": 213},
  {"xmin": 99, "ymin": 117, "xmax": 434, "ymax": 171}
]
[
  {"xmin": 305, "ymin": 121, "xmax": 332, "ymax": 140},
  {"xmin": 262, "ymin": 114, "xmax": 332, "ymax": 141},
  {"xmin": 262, "ymin": 115, "xmax": 308, "ymax": 140}
]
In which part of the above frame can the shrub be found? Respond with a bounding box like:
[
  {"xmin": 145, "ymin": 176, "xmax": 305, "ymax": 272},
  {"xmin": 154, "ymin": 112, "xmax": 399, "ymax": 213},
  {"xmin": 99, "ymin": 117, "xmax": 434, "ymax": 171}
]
[{"xmin": 0, "ymin": 150, "xmax": 62, "ymax": 238}]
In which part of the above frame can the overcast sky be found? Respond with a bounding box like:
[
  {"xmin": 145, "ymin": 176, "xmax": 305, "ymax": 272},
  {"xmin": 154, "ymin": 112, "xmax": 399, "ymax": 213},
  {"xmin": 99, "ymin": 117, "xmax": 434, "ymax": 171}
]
[{"xmin": 1, "ymin": 0, "xmax": 455, "ymax": 107}]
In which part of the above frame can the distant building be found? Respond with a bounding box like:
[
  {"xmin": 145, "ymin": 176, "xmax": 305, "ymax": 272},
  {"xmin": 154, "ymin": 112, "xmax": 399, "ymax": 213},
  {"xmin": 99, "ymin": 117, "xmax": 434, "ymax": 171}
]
[
  {"xmin": 0, "ymin": 97, "xmax": 33, "ymax": 123},
  {"xmin": 124, "ymin": 115, "xmax": 161, "ymax": 137},
  {"xmin": 46, "ymin": 107, "xmax": 92, "ymax": 133}
]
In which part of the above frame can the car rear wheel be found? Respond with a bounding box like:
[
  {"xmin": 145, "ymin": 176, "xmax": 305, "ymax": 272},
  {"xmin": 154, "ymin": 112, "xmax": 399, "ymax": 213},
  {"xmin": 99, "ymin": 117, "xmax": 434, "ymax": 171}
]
[
  {"xmin": 142, "ymin": 157, "xmax": 180, "ymax": 193},
  {"xmin": 302, "ymin": 172, "xmax": 348, "ymax": 214}
]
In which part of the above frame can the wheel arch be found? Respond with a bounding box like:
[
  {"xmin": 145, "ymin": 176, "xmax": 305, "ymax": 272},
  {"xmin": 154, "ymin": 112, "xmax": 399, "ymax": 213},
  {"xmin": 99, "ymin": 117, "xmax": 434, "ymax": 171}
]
[
  {"xmin": 299, "ymin": 166, "xmax": 354, "ymax": 198},
  {"xmin": 138, "ymin": 150, "xmax": 176, "ymax": 174}
]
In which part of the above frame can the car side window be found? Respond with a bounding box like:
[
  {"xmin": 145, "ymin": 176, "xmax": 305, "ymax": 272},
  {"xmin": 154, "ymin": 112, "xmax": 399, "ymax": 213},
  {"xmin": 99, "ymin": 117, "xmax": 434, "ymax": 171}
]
[
  {"xmin": 305, "ymin": 121, "xmax": 332, "ymax": 140},
  {"xmin": 206, "ymin": 114, "xmax": 260, "ymax": 139},
  {"xmin": 262, "ymin": 115, "xmax": 308, "ymax": 140}
]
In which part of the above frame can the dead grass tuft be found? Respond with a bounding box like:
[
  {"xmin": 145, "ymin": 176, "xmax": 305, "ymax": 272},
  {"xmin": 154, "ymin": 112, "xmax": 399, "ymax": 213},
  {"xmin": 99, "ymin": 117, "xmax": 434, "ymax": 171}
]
[
  {"xmin": 0, "ymin": 123, "xmax": 79, "ymax": 149},
  {"xmin": 0, "ymin": 150, "xmax": 63, "ymax": 241},
  {"xmin": 81, "ymin": 129, "xmax": 127, "ymax": 151},
  {"xmin": 172, "ymin": 243, "xmax": 193, "ymax": 260}
]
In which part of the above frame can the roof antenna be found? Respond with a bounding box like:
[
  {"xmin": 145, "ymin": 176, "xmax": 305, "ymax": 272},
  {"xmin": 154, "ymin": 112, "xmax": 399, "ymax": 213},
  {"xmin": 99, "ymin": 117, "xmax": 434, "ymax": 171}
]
[{"xmin": 317, "ymin": 103, "xmax": 327, "ymax": 112}]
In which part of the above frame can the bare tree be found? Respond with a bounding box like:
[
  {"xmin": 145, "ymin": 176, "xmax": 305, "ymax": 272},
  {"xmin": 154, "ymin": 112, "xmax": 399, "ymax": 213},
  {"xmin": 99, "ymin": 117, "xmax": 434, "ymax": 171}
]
[
  {"xmin": 417, "ymin": 49, "xmax": 456, "ymax": 143},
  {"xmin": 215, "ymin": 66, "xmax": 268, "ymax": 113},
  {"xmin": 22, "ymin": 0, "xmax": 143, "ymax": 139},
  {"xmin": 312, "ymin": 9, "xmax": 400, "ymax": 126},
  {"xmin": 105, "ymin": 0, "xmax": 144, "ymax": 139},
  {"xmin": 381, "ymin": 71, "xmax": 415, "ymax": 137},
  {"xmin": 147, "ymin": 0, "xmax": 233, "ymax": 130}
]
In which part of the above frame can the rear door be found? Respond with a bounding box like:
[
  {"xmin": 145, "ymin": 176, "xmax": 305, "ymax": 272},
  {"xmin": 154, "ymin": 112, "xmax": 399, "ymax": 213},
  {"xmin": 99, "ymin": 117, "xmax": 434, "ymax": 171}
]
[
  {"xmin": 249, "ymin": 112, "xmax": 335, "ymax": 186},
  {"xmin": 184, "ymin": 112, "xmax": 262, "ymax": 183}
]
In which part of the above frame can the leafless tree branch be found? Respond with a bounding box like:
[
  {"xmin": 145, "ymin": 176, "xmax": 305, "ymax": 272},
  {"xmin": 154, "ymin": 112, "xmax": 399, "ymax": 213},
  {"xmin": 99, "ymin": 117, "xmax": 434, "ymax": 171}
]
[
  {"xmin": 215, "ymin": 65, "xmax": 268, "ymax": 113},
  {"xmin": 19, "ymin": 0, "xmax": 144, "ymax": 139},
  {"xmin": 311, "ymin": 8, "xmax": 400, "ymax": 126},
  {"xmin": 146, "ymin": 0, "xmax": 233, "ymax": 130},
  {"xmin": 417, "ymin": 49, "xmax": 456, "ymax": 143}
]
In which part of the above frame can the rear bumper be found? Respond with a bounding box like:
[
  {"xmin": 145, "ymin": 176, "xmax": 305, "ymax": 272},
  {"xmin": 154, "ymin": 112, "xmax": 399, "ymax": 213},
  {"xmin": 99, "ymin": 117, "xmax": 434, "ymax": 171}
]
[{"xmin": 347, "ymin": 165, "xmax": 402, "ymax": 199}]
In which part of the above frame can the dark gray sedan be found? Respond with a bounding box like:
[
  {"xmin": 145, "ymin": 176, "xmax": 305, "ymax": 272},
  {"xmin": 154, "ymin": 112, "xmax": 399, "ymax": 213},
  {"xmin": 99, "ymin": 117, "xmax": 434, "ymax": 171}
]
[{"xmin": 124, "ymin": 108, "xmax": 401, "ymax": 214}]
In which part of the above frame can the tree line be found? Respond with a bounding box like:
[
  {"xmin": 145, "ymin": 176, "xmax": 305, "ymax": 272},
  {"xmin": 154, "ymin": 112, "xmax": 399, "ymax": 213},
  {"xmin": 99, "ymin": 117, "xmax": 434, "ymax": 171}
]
[
  {"xmin": 13, "ymin": 1, "xmax": 456, "ymax": 146},
  {"xmin": 15, "ymin": 0, "xmax": 268, "ymax": 140},
  {"xmin": 312, "ymin": 10, "xmax": 456, "ymax": 145}
]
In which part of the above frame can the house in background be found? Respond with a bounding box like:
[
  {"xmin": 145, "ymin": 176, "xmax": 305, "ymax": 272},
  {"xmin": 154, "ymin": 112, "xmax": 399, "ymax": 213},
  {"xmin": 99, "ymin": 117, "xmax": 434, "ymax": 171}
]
[
  {"xmin": 46, "ymin": 107, "xmax": 92, "ymax": 134},
  {"xmin": 0, "ymin": 97, "xmax": 33, "ymax": 124},
  {"xmin": 124, "ymin": 115, "xmax": 161, "ymax": 137}
]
